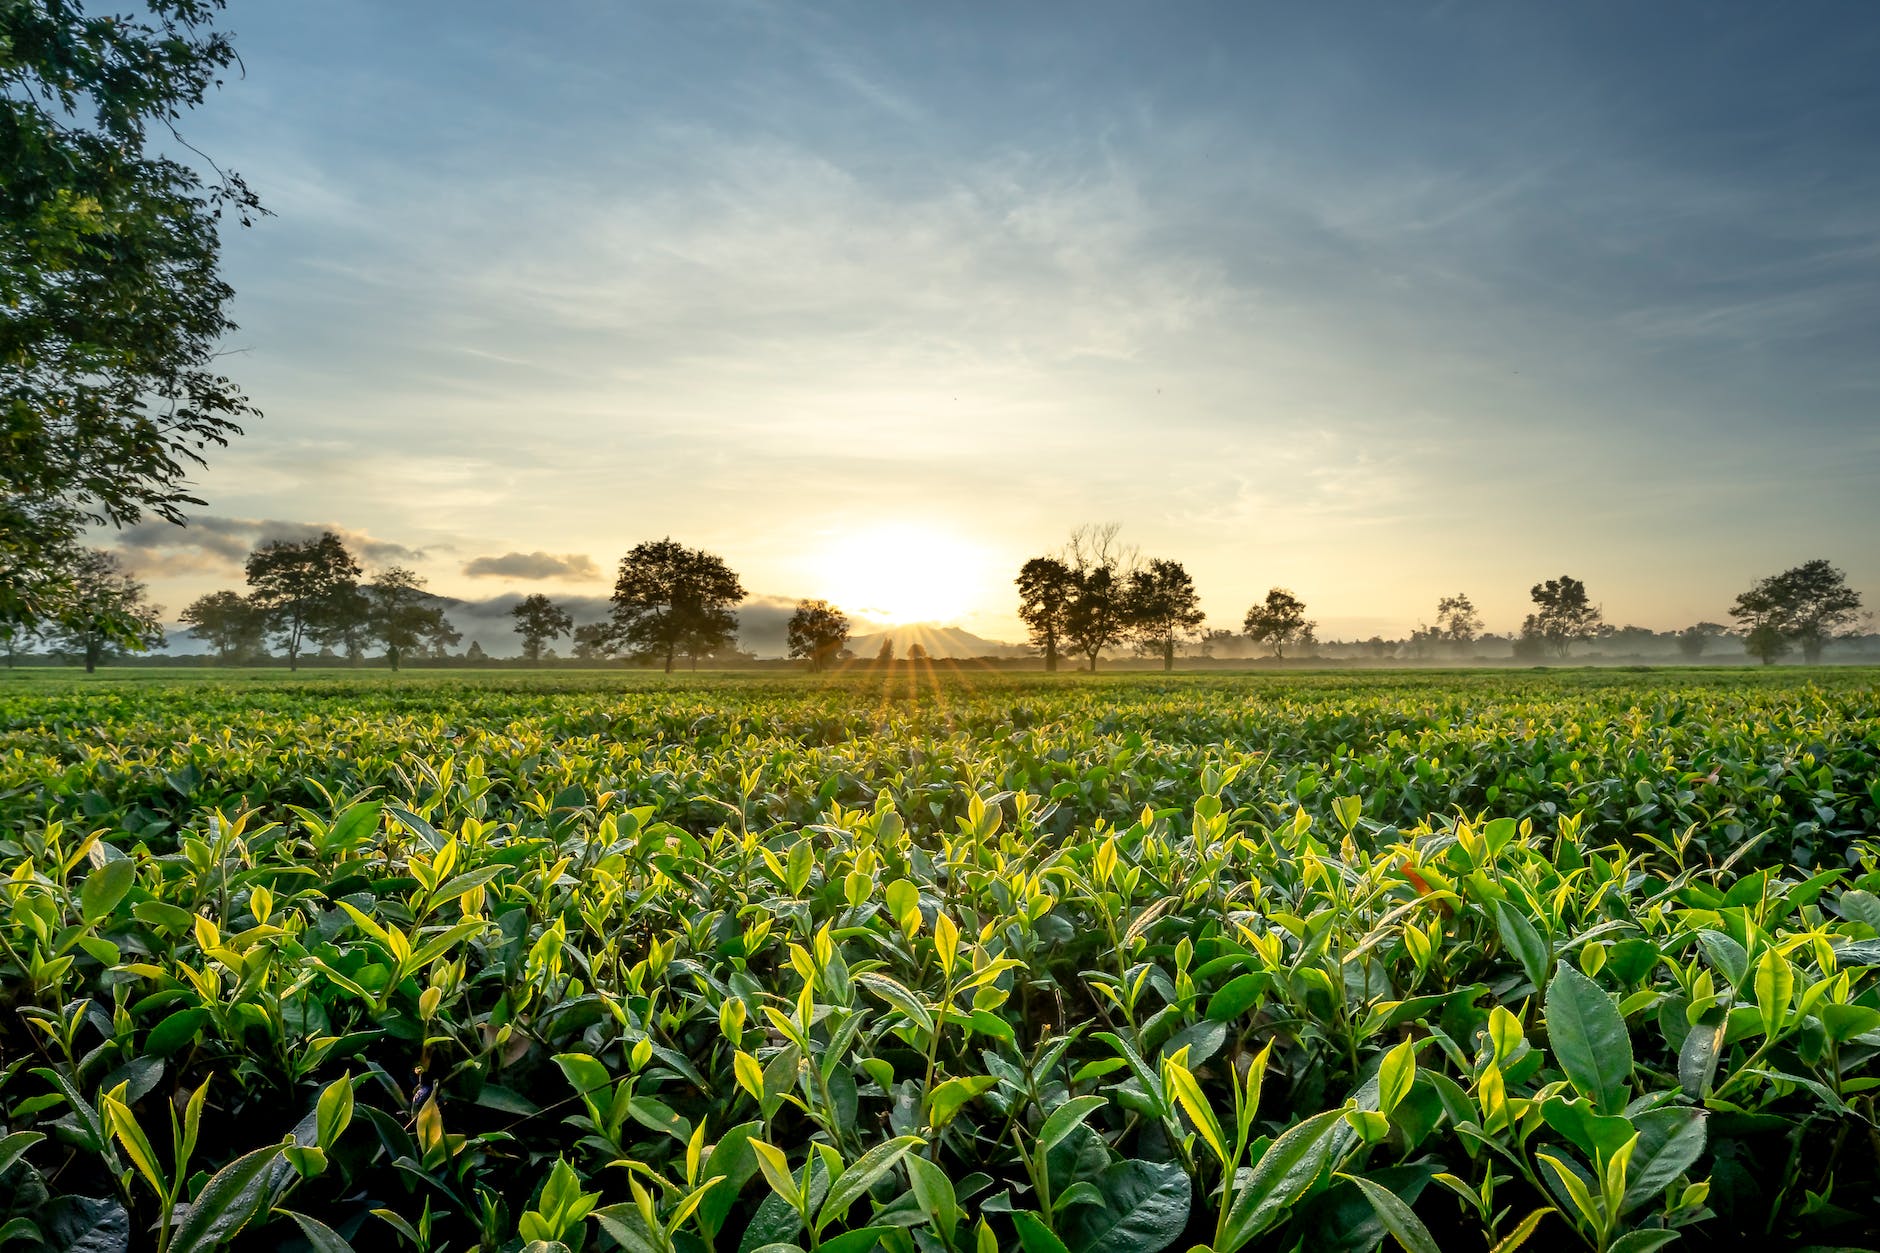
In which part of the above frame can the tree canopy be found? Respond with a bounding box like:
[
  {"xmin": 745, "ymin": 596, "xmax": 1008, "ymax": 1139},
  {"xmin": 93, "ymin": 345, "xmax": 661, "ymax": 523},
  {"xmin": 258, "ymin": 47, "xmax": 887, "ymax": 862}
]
[
  {"xmin": 3, "ymin": 0, "xmax": 261, "ymax": 601},
  {"xmin": 1126, "ymin": 558, "xmax": 1204, "ymax": 671},
  {"xmin": 1015, "ymin": 555, "xmax": 1077, "ymax": 672},
  {"xmin": 511, "ymin": 593, "xmax": 574, "ymax": 663},
  {"xmin": 244, "ymin": 532, "xmax": 362, "ymax": 670},
  {"xmin": 179, "ymin": 588, "xmax": 264, "ymax": 662},
  {"xmin": 608, "ymin": 538, "xmax": 744, "ymax": 673},
  {"xmin": 41, "ymin": 548, "xmax": 163, "ymax": 672},
  {"xmin": 1243, "ymin": 587, "xmax": 1314, "ymax": 659},
  {"xmin": 365, "ymin": 566, "xmax": 457, "ymax": 670},
  {"xmin": 1731, "ymin": 559, "xmax": 1864, "ymax": 664},
  {"xmin": 1524, "ymin": 575, "xmax": 1602, "ymax": 657},
  {"xmin": 787, "ymin": 598, "xmax": 849, "ymax": 671}
]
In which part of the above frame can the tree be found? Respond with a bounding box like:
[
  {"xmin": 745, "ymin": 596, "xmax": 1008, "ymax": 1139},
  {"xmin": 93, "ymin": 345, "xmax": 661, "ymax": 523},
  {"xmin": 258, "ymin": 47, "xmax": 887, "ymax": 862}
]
[
  {"xmin": 244, "ymin": 532, "xmax": 362, "ymax": 670},
  {"xmin": 1730, "ymin": 559, "xmax": 1865, "ymax": 664},
  {"xmin": 906, "ymin": 642, "xmax": 929, "ymax": 662},
  {"xmin": 787, "ymin": 599, "xmax": 850, "ymax": 671},
  {"xmin": 1434, "ymin": 594, "xmax": 1483, "ymax": 646},
  {"xmin": 1675, "ymin": 622, "xmax": 1728, "ymax": 659},
  {"xmin": 1063, "ymin": 524, "xmax": 1136, "ymax": 672},
  {"xmin": 179, "ymin": 589, "xmax": 264, "ymax": 663},
  {"xmin": 571, "ymin": 622, "xmax": 615, "ymax": 661},
  {"xmin": 608, "ymin": 538, "xmax": 744, "ymax": 674},
  {"xmin": 1126, "ymin": 558, "xmax": 1204, "ymax": 671},
  {"xmin": 365, "ymin": 567, "xmax": 457, "ymax": 671},
  {"xmin": 43, "ymin": 549, "xmax": 164, "ymax": 672},
  {"xmin": 464, "ymin": 640, "xmax": 489, "ymax": 663},
  {"xmin": 2, "ymin": 1, "xmax": 263, "ymax": 594},
  {"xmin": 1743, "ymin": 622, "xmax": 1791, "ymax": 666},
  {"xmin": 875, "ymin": 638, "xmax": 894, "ymax": 663},
  {"xmin": 1016, "ymin": 556, "xmax": 1077, "ymax": 672},
  {"xmin": 1525, "ymin": 576, "xmax": 1602, "ymax": 657},
  {"xmin": 511, "ymin": 593, "xmax": 574, "ymax": 664},
  {"xmin": 1244, "ymin": 588, "xmax": 1314, "ymax": 659}
]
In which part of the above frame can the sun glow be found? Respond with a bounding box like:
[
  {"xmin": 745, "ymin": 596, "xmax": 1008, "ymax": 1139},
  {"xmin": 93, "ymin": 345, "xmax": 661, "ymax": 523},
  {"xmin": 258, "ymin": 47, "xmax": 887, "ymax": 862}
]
[{"xmin": 812, "ymin": 523, "xmax": 984, "ymax": 626}]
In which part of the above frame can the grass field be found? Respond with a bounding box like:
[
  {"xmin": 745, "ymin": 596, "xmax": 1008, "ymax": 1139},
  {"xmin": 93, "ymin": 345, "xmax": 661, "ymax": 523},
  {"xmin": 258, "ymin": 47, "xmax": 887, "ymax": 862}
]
[{"xmin": 2, "ymin": 668, "xmax": 1878, "ymax": 1252}]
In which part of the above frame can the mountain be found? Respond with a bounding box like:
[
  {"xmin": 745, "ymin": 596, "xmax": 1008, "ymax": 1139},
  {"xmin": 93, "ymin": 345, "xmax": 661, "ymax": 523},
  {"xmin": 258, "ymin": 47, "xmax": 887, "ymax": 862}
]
[{"xmin": 847, "ymin": 624, "xmax": 1031, "ymax": 659}]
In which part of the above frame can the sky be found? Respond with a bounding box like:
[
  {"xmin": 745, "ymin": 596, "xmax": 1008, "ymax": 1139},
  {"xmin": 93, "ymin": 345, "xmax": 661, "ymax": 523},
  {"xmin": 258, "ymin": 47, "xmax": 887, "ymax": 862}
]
[{"xmin": 113, "ymin": 1, "xmax": 1880, "ymax": 650}]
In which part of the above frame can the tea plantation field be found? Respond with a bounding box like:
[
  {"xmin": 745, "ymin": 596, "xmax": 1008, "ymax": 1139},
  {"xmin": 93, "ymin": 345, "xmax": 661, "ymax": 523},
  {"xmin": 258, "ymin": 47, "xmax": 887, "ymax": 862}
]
[{"xmin": 2, "ymin": 667, "xmax": 1879, "ymax": 1252}]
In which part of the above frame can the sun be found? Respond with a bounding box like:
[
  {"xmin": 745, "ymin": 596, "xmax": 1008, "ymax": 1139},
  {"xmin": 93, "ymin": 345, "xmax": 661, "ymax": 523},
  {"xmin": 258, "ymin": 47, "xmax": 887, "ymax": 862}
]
[{"xmin": 813, "ymin": 523, "xmax": 983, "ymax": 626}]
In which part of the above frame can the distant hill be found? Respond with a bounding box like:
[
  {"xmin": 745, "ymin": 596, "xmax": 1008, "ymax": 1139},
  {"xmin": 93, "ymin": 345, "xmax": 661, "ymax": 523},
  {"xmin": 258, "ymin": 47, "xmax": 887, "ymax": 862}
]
[{"xmin": 848, "ymin": 624, "xmax": 1030, "ymax": 659}]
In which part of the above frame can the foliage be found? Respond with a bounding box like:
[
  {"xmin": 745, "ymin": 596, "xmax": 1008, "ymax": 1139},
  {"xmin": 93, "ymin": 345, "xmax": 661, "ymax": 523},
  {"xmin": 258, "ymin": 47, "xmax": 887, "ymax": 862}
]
[
  {"xmin": 1525, "ymin": 577, "xmax": 1602, "ymax": 658},
  {"xmin": 1731, "ymin": 560, "xmax": 1865, "ymax": 664},
  {"xmin": 2, "ymin": 668, "xmax": 1879, "ymax": 1252},
  {"xmin": 364, "ymin": 567, "xmax": 458, "ymax": 671},
  {"xmin": 37, "ymin": 548, "xmax": 165, "ymax": 672},
  {"xmin": 179, "ymin": 590, "xmax": 266, "ymax": 663},
  {"xmin": 243, "ymin": 533, "xmax": 363, "ymax": 671},
  {"xmin": 1127, "ymin": 559, "xmax": 1205, "ymax": 672},
  {"xmin": 1675, "ymin": 624, "xmax": 1727, "ymax": 660},
  {"xmin": 1243, "ymin": 588, "xmax": 1314, "ymax": 659},
  {"xmin": 1, "ymin": 0, "xmax": 261, "ymax": 586},
  {"xmin": 512, "ymin": 594, "xmax": 575, "ymax": 664},
  {"xmin": 1434, "ymin": 594, "xmax": 1483, "ymax": 645},
  {"xmin": 608, "ymin": 538, "xmax": 745, "ymax": 674},
  {"xmin": 1017, "ymin": 557, "xmax": 1078, "ymax": 673},
  {"xmin": 788, "ymin": 599, "xmax": 851, "ymax": 672}
]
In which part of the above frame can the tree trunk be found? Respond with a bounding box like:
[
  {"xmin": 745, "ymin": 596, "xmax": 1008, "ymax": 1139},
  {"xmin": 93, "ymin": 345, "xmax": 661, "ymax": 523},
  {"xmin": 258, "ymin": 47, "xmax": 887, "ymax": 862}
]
[
  {"xmin": 1045, "ymin": 640, "xmax": 1057, "ymax": 672},
  {"xmin": 1163, "ymin": 639, "xmax": 1174, "ymax": 671},
  {"xmin": 84, "ymin": 638, "xmax": 100, "ymax": 672},
  {"xmin": 664, "ymin": 645, "xmax": 675, "ymax": 674},
  {"xmin": 390, "ymin": 646, "xmax": 400, "ymax": 671}
]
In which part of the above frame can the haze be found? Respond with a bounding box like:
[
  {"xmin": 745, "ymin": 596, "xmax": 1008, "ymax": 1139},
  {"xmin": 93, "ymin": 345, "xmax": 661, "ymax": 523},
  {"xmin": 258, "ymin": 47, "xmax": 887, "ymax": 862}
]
[{"xmin": 114, "ymin": 1, "xmax": 1880, "ymax": 645}]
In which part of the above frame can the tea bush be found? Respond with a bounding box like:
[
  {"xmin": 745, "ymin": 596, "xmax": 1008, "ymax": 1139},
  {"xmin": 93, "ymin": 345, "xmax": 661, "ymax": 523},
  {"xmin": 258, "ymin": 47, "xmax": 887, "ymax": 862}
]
[{"xmin": 1, "ymin": 668, "xmax": 1877, "ymax": 1251}]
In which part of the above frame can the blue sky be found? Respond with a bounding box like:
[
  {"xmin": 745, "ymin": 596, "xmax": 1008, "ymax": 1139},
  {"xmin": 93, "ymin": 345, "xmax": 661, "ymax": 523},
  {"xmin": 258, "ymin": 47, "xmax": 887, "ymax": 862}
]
[{"xmin": 121, "ymin": 1, "xmax": 1880, "ymax": 643}]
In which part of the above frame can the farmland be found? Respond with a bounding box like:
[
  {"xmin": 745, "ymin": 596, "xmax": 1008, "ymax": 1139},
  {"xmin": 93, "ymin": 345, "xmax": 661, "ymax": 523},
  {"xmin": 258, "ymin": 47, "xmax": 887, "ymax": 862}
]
[{"xmin": 2, "ymin": 668, "xmax": 1879, "ymax": 1252}]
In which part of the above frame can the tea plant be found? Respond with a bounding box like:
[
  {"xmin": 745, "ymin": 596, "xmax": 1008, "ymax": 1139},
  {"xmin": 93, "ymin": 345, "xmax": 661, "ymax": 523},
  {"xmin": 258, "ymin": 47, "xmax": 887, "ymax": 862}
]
[{"xmin": 0, "ymin": 668, "xmax": 1876, "ymax": 1250}]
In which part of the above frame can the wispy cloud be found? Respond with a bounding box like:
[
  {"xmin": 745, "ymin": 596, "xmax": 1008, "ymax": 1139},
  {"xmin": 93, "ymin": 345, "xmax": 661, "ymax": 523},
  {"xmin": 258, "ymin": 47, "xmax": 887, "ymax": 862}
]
[{"xmin": 462, "ymin": 551, "xmax": 600, "ymax": 581}]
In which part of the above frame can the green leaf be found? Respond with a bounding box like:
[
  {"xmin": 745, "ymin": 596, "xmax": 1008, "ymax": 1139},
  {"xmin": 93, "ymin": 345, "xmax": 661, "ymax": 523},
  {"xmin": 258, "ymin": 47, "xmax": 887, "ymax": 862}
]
[
  {"xmin": 1495, "ymin": 900, "xmax": 1551, "ymax": 990},
  {"xmin": 79, "ymin": 857, "xmax": 135, "ymax": 924},
  {"xmin": 906, "ymin": 1152, "xmax": 959, "ymax": 1240},
  {"xmin": 1058, "ymin": 1158, "xmax": 1191, "ymax": 1253},
  {"xmin": 815, "ymin": 1135, "xmax": 922, "ymax": 1233},
  {"xmin": 552, "ymin": 1052, "xmax": 612, "ymax": 1098},
  {"xmin": 1606, "ymin": 1232, "xmax": 1681, "ymax": 1253},
  {"xmin": 696, "ymin": 1122, "xmax": 763, "ymax": 1239},
  {"xmin": 1377, "ymin": 1040, "xmax": 1417, "ymax": 1120},
  {"xmin": 1753, "ymin": 948, "xmax": 1793, "ymax": 1040},
  {"xmin": 1544, "ymin": 966, "xmax": 1633, "ymax": 1114},
  {"xmin": 1620, "ymin": 1108, "xmax": 1706, "ymax": 1215},
  {"xmin": 1219, "ymin": 1108, "xmax": 1346, "ymax": 1252},
  {"xmin": 167, "ymin": 1142, "xmax": 287, "ymax": 1253},
  {"xmin": 1341, "ymin": 1174, "xmax": 1441, "ymax": 1253},
  {"xmin": 283, "ymin": 1209, "xmax": 356, "ymax": 1253},
  {"xmin": 1694, "ymin": 931, "xmax": 1748, "ymax": 988},
  {"xmin": 1206, "ymin": 972, "xmax": 1272, "ymax": 1022},
  {"xmin": 0, "ymin": 1131, "xmax": 45, "ymax": 1176},
  {"xmin": 1678, "ymin": 1016, "xmax": 1724, "ymax": 1098},
  {"xmin": 857, "ymin": 973, "xmax": 935, "ymax": 1038},
  {"xmin": 1037, "ymin": 1095, "xmax": 1110, "ymax": 1156},
  {"xmin": 146, "ymin": 1007, "xmax": 213, "ymax": 1057},
  {"xmin": 818, "ymin": 1227, "xmax": 897, "ymax": 1253},
  {"xmin": 926, "ymin": 1075, "xmax": 999, "ymax": 1129},
  {"xmin": 1012, "ymin": 1211, "xmax": 1072, "ymax": 1253}
]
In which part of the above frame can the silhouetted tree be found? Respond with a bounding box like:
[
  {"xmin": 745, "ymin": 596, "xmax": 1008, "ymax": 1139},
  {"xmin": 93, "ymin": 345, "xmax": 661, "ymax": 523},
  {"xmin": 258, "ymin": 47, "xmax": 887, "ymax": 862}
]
[
  {"xmin": 511, "ymin": 593, "xmax": 574, "ymax": 663},
  {"xmin": 43, "ymin": 550, "xmax": 164, "ymax": 672},
  {"xmin": 179, "ymin": 589, "xmax": 265, "ymax": 663},
  {"xmin": 571, "ymin": 622, "xmax": 615, "ymax": 661},
  {"xmin": 1016, "ymin": 556, "xmax": 1077, "ymax": 672},
  {"xmin": 608, "ymin": 538, "xmax": 744, "ymax": 673},
  {"xmin": 365, "ymin": 567, "xmax": 457, "ymax": 670},
  {"xmin": 1730, "ymin": 559, "xmax": 1864, "ymax": 664},
  {"xmin": 788, "ymin": 598, "xmax": 850, "ymax": 671},
  {"xmin": 1243, "ymin": 588, "xmax": 1314, "ymax": 659},
  {"xmin": 875, "ymin": 638, "xmax": 894, "ymax": 663},
  {"xmin": 1675, "ymin": 622, "xmax": 1728, "ymax": 659},
  {"xmin": 244, "ymin": 532, "xmax": 362, "ymax": 670},
  {"xmin": 2, "ymin": 2, "xmax": 263, "ymax": 591},
  {"xmin": 465, "ymin": 640, "xmax": 489, "ymax": 662},
  {"xmin": 1435, "ymin": 594, "xmax": 1483, "ymax": 646},
  {"xmin": 1126, "ymin": 558, "xmax": 1204, "ymax": 671},
  {"xmin": 1525, "ymin": 575, "xmax": 1602, "ymax": 657},
  {"xmin": 1063, "ymin": 524, "xmax": 1136, "ymax": 672},
  {"xmin": 906, "ymin": 642, "xmax": 929, "ymax": 662}
]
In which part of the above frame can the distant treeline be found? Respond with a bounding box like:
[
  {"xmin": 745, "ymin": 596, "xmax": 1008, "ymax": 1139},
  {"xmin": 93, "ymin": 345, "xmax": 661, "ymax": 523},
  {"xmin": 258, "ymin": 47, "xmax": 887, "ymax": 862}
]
[{"xmin": 4, "ymin": 524, "xmax": 1868, "ymax": 672}]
